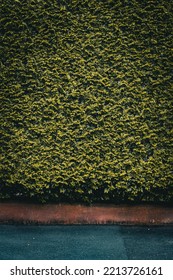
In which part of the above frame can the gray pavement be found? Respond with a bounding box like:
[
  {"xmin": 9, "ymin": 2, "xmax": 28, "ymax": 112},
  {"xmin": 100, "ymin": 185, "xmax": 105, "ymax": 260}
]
[{"xmin": 0, "ymin": 225, "xmax": 172, "ymax": 260}]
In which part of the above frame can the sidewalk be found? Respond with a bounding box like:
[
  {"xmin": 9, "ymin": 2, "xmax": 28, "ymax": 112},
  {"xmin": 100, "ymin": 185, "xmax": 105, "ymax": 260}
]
[{"xmin": 0, "ymin": 202, "xmax": 173, "ymax": 225}]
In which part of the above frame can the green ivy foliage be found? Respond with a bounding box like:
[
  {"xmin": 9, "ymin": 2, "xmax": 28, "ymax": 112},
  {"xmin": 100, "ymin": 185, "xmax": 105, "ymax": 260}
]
[{"xmin": 0, "ymin": 0, "xmax": 173, "ymax": 203}]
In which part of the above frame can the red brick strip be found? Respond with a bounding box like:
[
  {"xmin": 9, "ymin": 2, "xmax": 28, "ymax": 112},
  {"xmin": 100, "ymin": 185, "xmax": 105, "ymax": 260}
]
[{"xmin": 0, "ymin": 203, "xmax": 173, "ymax": 225}]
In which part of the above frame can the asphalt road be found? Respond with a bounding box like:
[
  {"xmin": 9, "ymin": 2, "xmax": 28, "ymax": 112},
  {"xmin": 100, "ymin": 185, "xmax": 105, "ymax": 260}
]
[{"xmin": 0, "ymin": 225, "xmax": 172, "ymax": 260}]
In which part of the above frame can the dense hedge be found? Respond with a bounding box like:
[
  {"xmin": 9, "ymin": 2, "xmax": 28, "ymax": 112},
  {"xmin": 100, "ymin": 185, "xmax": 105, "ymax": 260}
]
[{"xmin": 0, "ymin": 0, "xmax": 173, "ymax": 203}]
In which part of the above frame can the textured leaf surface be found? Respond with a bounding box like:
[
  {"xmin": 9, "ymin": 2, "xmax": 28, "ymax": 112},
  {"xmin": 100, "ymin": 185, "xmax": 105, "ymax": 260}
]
[{"xmin": 0, "ymin": 0, "xmax": 173, "ymax": 203}]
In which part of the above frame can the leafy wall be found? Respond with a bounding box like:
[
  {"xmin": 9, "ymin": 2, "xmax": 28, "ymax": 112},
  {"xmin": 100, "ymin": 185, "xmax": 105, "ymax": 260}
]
[{"xmin": 0, "ymin": 0, "xmax": 173, "ymax": 203}]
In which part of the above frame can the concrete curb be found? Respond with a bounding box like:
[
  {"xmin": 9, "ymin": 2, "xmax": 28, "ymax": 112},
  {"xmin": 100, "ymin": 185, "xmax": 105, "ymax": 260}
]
[{"xmin": 0, "ymin": 202, "xmax": 173, "ymax": 225}]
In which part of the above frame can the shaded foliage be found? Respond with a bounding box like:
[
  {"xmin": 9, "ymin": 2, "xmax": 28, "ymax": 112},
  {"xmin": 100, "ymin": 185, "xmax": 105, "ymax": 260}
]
[{"xmin": 0, "ymin": 0, "xmax": 173, "ymax": 203}]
